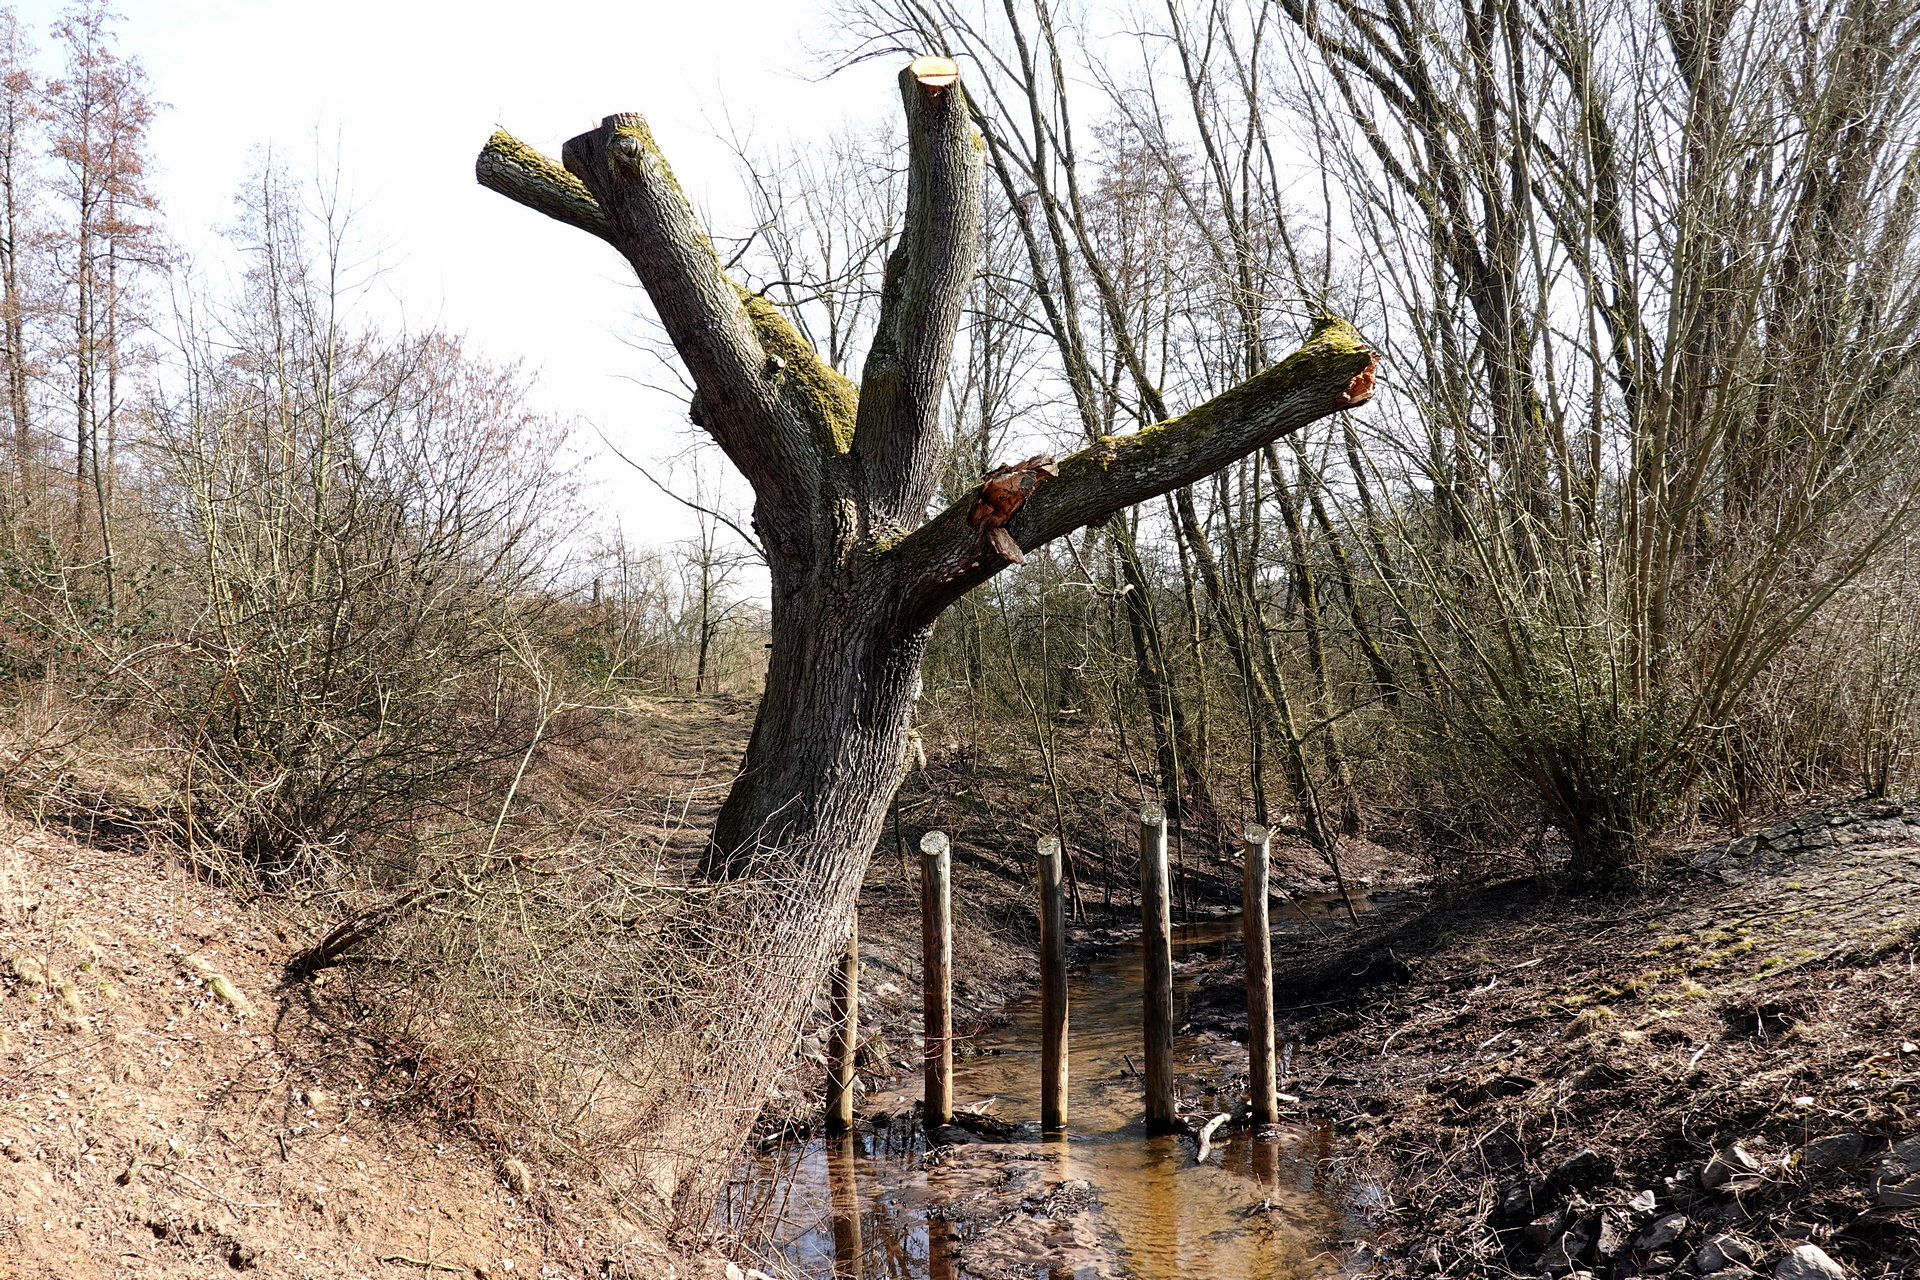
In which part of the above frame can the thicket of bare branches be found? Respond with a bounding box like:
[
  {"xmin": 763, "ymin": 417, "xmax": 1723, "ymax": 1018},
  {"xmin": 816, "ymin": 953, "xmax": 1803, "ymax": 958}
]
[
  {"xmin": 813, "ymin": 0, "xmax": 1920, "ymax": 885},
  {"xmin": 0, "ymin": 5, "xmax": 771, "ymax": 1222}
]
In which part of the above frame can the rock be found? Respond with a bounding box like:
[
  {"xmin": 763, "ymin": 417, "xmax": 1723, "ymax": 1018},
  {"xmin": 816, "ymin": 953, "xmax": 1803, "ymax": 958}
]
[
  {"xmin": 1634, "ymin": 1212, "xmax": 1688, "ymax": 1250},
  {"xmin": 1798, "ymin": 1133, "xmax": 1866, "ymax": 1170},
  {"xmin": 1875, "ymin": 1174, "xmax": 1920, "ymax": 1208},
  {"xmin": 1702, "ymin": 1144, "xmax": 1762, "ymax": 1188},
  {"xmin": 1540, "ymin": 1222, "xmax": 1594, "ymax": 1274},
  {"xmin": 1879, "ymin": 1136, "xmax": 1920, "ymax": 1179},
  {"xmin": 1696, "ymin": 1233, "xmax": 1756, "ymax": 1271},
  {"xmin": 1593, "ymin": 1210, "xmax": 1630, "ymax": 1258},
  {"xmin": 1627, "ymin": 1188, "xmax": 1657, "ymax": 1214},
  {"xmin": 1551, "ymin": 1148, "xmax": 1615, "ymax": 1190},
  {"xmin": 1774, "ymin": 1244, "xmax": 1846, "ymax": 1280},
  {"xmin": 1525, "ymin": 1206, "xmax": 1570, "ymax": 1247},
  {"xmin": 1498, "ymin": 1178, "xmax": 1551, "ymax": 1221},
  {"xmin": 500, "ymin": 1158, "xmax": 534, "ymax": 1197}
]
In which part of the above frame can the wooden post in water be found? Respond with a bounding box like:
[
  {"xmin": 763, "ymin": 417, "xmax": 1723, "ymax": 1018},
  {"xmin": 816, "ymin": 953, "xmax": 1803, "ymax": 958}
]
[
  {"xmin": 920, "ymin": 830, "xmax": 954, "ymax": 1130},
  {"xmin": 825, "ymin": 911, "xmax": 859, "ymax": 1133},
  {"xmin": 1036, "ymin": 835, "xmax": 1069, "ymax": 1131},
  {"xmin": 1242, "ymin": 822, "xmax": 1280, "ymax": 1126},
  {"xmin": 1138, "ymin": 803, "xmax": 1178, "ymax": 1133}
]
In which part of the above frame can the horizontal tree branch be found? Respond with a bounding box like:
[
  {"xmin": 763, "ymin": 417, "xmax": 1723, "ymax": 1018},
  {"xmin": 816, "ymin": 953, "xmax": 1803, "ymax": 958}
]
[
  {"xmin": 475, "ymin": 130, "xmax": 615, "ymax": 243},
  {"xmin": 887, "ymin": 316, "xmax": 1378, "ymax": 630}
]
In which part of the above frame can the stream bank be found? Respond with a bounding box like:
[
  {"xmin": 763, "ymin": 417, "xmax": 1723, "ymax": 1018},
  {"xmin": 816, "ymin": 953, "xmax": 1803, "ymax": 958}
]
[{"xmin": 1181, "ymin": 801, "xmax": 1920, "ymax": 1279}]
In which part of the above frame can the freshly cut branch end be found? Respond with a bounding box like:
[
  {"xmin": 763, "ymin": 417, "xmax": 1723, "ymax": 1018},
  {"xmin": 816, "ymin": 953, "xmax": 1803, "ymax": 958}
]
[
  {"xmin": 910, "ymin": 56, "xmax": 960, "ymax": 88},
  {"xmin": 1336, "ymin": 356, "xmax": 1379, "ymax": 408}
]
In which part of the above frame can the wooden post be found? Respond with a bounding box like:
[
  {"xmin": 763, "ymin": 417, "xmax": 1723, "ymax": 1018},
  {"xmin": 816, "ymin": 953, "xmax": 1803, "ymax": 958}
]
[
  {"xmin": 1037, "ymin": 835, "xmax": 1069, "ymax": 1131},
  {"xmin": 920, "ymin": 829, "xmax": 954, "ymax": 1130},
  {"xmin": 1242, "ymin": 822, "xmax": 1280, "ymax": 1126},
  {"xmin": 1139, "ymin": 803, "xmax": 1178, "ymax": 1133},
  {"xmin": 825, "ymin": 911, "xmax": 859, "ymax": 1133}
]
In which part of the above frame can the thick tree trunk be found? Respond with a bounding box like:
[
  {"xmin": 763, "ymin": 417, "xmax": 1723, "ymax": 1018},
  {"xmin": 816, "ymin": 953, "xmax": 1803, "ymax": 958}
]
[{"xmin": 706, "ymin": 560, "xmax": 930, "ymax": 883}]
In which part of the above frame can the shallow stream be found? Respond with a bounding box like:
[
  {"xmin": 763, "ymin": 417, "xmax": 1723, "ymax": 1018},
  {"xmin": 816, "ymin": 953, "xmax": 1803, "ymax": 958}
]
[{"xmin": 727, "ymin": 900, "xmax": 1373, "ymax": 1279}]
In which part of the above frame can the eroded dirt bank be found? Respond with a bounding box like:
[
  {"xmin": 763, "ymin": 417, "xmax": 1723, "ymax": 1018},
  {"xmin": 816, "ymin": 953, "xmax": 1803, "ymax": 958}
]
[
  {"xmin": 1183, "ymin": 802, "xmax": 1920, "ymax": 1279},
  {"xmin": 0, "ymin": 817, "xmax": 699, "ymax": 1280}
]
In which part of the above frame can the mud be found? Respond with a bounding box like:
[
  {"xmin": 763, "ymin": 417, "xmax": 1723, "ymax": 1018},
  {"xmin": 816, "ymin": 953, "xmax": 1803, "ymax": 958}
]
[{"xmin": 1182, "ymin": 801, "xmax": 1920, "ymax": 1279}]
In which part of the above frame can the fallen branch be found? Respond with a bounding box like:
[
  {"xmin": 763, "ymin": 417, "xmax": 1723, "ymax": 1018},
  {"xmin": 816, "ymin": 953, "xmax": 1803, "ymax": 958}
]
[{"xmin": 1195, "ymin": 1112, "xmax": 1232, "ymax": 1163}]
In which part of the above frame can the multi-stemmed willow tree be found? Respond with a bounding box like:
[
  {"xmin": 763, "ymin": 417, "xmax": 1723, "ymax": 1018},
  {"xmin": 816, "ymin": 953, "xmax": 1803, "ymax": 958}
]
[{"xmin": 477, "ymin": 61, "xmax": 1374, "ymax": 1196}]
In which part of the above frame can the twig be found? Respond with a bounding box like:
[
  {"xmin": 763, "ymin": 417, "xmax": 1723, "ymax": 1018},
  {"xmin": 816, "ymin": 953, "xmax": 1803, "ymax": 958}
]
[{"xmin": 377, "ymin": 1256, "xmax": 464, "ymax": 1273}]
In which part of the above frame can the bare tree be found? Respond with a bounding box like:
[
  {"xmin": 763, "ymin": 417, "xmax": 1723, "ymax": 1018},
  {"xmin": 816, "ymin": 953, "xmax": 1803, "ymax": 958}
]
[
  {"xmin": 144, "ymin": 159, "xmax": 572, "ymax": 872},
  {"xmin": 477, "ymin": 62, "xmax": 1375, "ymax": 1192},
  {"xmin": 0, "ymin": 4, "xmax": 44, "ymax": 535},
  {"xmin": 45, "ymin": 0, "xmax": 159, "ymax": 606},
  {"xmin": 1269, "ymin": 0, "xmax": 1920, "ymax": 879}
]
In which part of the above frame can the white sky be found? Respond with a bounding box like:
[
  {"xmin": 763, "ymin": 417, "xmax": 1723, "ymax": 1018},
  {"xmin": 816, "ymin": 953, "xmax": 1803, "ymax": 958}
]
[{"xmin": 16, "ymin": 0, "xmax": 902, "ymax": 549}]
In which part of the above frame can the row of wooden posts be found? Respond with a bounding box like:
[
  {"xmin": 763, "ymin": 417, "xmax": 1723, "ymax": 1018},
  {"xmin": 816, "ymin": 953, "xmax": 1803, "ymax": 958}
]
[{"xmin": 823, "ymin": 806, "xmax": 1285, "ymax": 1137}]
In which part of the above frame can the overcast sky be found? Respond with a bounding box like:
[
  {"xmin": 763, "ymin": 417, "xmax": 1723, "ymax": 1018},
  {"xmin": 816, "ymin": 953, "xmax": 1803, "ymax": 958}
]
[{"xmin": 15, "ymin": 0, "xmax": 908, "ymax": 548}]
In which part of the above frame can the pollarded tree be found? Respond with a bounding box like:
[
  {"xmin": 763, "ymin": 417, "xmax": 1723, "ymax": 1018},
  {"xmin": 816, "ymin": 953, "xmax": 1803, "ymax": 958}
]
[{"xmin": 477, "ymin": 60, "xmax": 1374, "ymax": 1196}]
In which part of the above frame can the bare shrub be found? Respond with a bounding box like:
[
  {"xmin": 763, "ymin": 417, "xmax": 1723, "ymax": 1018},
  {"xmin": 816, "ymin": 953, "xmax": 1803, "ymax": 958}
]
[{"xmin": 131, "ymin": 160, "xmax": 577, "ymax": 875}]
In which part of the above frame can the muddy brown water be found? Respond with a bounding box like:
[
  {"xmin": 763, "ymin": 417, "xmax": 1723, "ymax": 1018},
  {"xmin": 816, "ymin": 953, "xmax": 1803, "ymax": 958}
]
[{"xmin": 727, "ymin": 898, "xmax": 1376, "ymax": 1279}]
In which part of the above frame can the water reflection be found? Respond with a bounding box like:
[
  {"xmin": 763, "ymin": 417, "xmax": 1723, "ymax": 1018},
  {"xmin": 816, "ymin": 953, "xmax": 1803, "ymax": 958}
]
[
  {"xmin": 829, "ymin": 1132, "xmax": 864, "ymax": 1278},
  {"xmin": 731, "ymin": 900, "xmax": 1375, "ymax": 1279}
]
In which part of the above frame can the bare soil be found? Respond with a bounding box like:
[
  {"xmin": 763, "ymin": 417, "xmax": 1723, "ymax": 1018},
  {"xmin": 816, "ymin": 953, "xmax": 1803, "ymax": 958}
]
[
  {"xmin": 0, "ymin": 812, "xmax": 715, "ymax": 1280},
  {"xmin": 1184, "ymin": 801, "xmax": 1920, "ymax": 1279}
]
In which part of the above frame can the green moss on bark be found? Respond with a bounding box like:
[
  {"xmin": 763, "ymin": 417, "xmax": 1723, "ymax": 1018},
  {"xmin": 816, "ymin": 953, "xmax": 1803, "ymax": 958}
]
[
  {"xmin": 736, "ymin": 288, "xmax": 859, "ymax": 455},
  {"xmin": 1078, "ymin": 317, "xmax": 1373, "ymax": 472}
]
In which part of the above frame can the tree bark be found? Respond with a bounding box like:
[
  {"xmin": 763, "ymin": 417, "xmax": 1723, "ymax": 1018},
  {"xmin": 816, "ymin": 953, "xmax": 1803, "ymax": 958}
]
[{"xmin": 475, "ymin": 64, "xmax": 1376, "ymax": 1201}]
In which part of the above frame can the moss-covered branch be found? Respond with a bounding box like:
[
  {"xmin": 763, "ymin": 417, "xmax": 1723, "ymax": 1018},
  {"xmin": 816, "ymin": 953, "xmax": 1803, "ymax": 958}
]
[
  {"xmin": 888, "ymin": 316, "xmax": 1379, "ymax": 629},
  {"xmin": 479, "ymin": 114, "xmax": 861, "ymax": 536},
  {"xmin": 475, "ymin": 130, "xmax": 614, "ymax": 243}
]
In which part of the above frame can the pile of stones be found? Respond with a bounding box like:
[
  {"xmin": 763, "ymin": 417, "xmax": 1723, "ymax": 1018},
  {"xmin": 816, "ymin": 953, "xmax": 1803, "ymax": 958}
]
[{"xmin": 1493, "ymin": 1133, "xmax": 1918, "ymax": 1278}]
